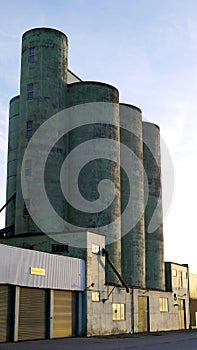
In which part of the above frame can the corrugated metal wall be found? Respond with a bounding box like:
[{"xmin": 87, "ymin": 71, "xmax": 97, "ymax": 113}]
[
  {"xmin": 0, "ymin": 285, "xmax": 9, "ymax": 342},
  {"xmin": 18, "ymin": 287, "xmax": 46, "ymax": 341},
  {"xmin": 52, "ymin": 290, "xmax": 72, "ymax": 338},
  {"xmin": 0, "ymin": 244, "xmax": 85, "ymax": 291}
]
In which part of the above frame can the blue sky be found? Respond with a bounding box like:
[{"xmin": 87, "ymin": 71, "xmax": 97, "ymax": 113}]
[{"xmin": 0, "ymin": 0, "xmax": 197, "ymax": 270}]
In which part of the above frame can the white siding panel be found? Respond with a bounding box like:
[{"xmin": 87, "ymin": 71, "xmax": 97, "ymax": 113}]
[{"xmin": 0, "ymin": 244, "xmax": 85, "ymax": 291}]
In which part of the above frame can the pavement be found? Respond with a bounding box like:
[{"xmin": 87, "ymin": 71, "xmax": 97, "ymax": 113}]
[{"xmin": 0, "ymin": 330, "xmax": 197, "ymax": 350}]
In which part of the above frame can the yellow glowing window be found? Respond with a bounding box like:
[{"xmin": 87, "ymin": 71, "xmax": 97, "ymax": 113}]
[
  {"xmin": 112, "ymin": 303, "xmax": 125, "ymax": 320},
  {"xmin": 92, "ymin": 292, "xmax": 100, "ymax": 302},
  {"xmin": 160, "ymin": 297, "xmax": 169, "ymax": 312}
]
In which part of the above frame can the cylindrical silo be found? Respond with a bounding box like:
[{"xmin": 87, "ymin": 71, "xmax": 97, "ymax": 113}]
[
  {"xmin": 15, "ymin": 28, "xmax": 68, "ymax": 234},
  {"xmin": 142, "ymin": 122, "xmax": 165, "ymax": 290},
  {"xmin": 6, "ymin": 95, "xmax": 20, "ymax": 227},
  {"xmin": 65, "ymin": 81, "xmax": 121, "ymax": 283},
  {"xmin": 120, "ymin": 104, "xmax": 145, "ymax": 288}
]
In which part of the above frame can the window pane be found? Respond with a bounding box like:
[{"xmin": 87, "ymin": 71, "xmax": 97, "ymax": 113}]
[
  {"xmin": 160, "ymin": 297, "xmax": 169, "ymax": 312},
  {"xmin": 29, "ymin": 55, "xmax": 35, "ymax": 63},
  {"xmin": 92, "ymin": 292, "xmax": 100, "ymax": 302},
  {"xmin": 160, "ymin": 298, "xmax": 163, "ymax": 311},
  {"xmin": 26, "ymin": 129, "xmax": 32, "ymax": 137},
  {"xmin": 112, "ymin": 303, "xmax": 125, "ymax": 320},
  {"xmin": 51, "ymin": 244, "xmax": 68, "ymax": 253},
  {"xmin": 29, "ymin": 47, "xmax": 35, "ymax": 63},
  {"xmin": 27, "ymin": 121, "xmax": 33, "ymax": 129},
  {"xmin": 27, "ymin": 83, "xmax": 34, "ymax": 99},
  {"xmin": 120, "ymin": 304, "xmax": 125, "ymax": 320},
  {"xmin": 26, "ymin": 121, "xmax": 33, "ymax": 137}
]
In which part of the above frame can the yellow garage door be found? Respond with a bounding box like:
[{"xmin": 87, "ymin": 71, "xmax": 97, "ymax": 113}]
[
  {"xmin": 18, "ymin": 287, "xmax": 46, "ymax": 341},
  {"xmin": 0, "ymin": 285, "xmax": 9, "ymax": 343},
  {"xmin": 138, "ymin": 296, "xmax": 149, "ymax": 333},
  {"xmin": 52, "ymin": 290, "xmax": 72, "ymax": 338}
]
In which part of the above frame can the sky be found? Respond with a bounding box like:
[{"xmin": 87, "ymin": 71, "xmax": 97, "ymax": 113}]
[{"xmin": 0, "ymin": 0, "xmax": 197, "ymax": 271}]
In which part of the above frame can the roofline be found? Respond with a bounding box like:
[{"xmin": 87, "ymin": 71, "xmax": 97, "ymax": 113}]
[
  {"xmin": 67, "ymin": 68, "xmax": 83, "ymax": 82},
  {"xmin": 165, "ymin": 261, "xmax": 189, "ymax": 268}
]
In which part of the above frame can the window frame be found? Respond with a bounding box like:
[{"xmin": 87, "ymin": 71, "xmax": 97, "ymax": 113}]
[
  {"xmin": 51, "ymin": 244, "xmax": 69, "ymax": 253},
  {"xmin": 92, "ymin": 292, "xmax": 100, "ymax": 302},
  {"xmin": 112, "ymin": 303, "xmax": 125, "ymax": 321},
  {"xmin": 26, "ymin": 121, "xmax": 33, "ymax": 138},
  {"xmin": 28, "ymin": 47, "xmax": 35, "ymax": 63},
  {"xmin": 160, "ymin": 297, "xmax": 169, "ymax": 312},
  {"xmin": 27, "ymin": 83, "xmax": 34, "ymax": 100}
]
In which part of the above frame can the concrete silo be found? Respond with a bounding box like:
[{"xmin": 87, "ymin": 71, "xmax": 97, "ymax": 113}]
[
  {"xmin": 5, "ymin": 27, "xmax": 167, "ymax": 291},
  {"xmin": 6, "ymin": 96, "xmax": 20, "ymax": 227},
  {"xmin": 142, "ymin": 122, "xmax": 165, "ymax": 290},
  {"xmin": 120, "ymin": 104, "xmax": 145, "ymax": 288},
  {"xmin": 14, "ymin": 28, "xmax": 68, "ymax": 234},
  {"xmin": 65, "ymin": 82, "xmax": 122, "ymax": 283}
]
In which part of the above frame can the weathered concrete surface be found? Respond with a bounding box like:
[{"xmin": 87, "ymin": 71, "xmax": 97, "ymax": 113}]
[
  {"xmin": 143, "ymin": 122, "xmax": 165, "ymax": 291},
  {"xmin": 1, "ymin": 332, "xmax": 197, "ymax": 350}
]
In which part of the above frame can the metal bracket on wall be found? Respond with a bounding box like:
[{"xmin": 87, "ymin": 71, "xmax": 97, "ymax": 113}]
[{"xmin": 102, "ymin": 248, "xmax": 129, "ymax": 294}]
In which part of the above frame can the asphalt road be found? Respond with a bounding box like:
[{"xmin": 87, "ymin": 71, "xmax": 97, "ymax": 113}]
[{"xmin": 0, "ymin": 331, "xmax": 197, "ymax": 350}]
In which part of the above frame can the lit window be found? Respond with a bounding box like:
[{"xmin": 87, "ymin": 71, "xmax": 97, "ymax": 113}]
[
  {"xmin": 29, "ymin": 47, "xmax": 35, "ymax": 63},
  {"xmin": 23, "ymin": 199, "xmax": 30, "ymax": 216},
  {"xmin": 92, "ymin": 244, "xmax": 100, "ymax": 254},
  {"xmin": 26, "ymin": 121, "xmax": 33, "ymax": 138},
  {"xmin": 92, "ymin": 292, "xmax": 100, "ymax": 302},
  {"xmin": 25, "ymin": 160, "xmax": 32, "ymax": 176},
  {"xmin": 27, "ymin": 83, "xmax": 34, "ymax": 99},
  {"xmin": 172, "ymin": 269, "xmax": 177, "ymax": 277},
  {"xmin": 51, "ymin": 244, "xmax": 68, "ymax": 253},
  {"xmin": 112, "ymin": 304, "xmax": 125, "ymax": 320},
  {"xmin": 160, "ymin": 297, "xmax": 169, "ymax": 312}
]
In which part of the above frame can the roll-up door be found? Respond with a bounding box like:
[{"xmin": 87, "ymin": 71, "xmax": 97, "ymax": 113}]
[
  {"xmin": 18, "ymin": 287, "xmax": 46, "ymax": 341},
  {"xmin": 52, "ymin": 290, "xmax": 72, "ymax": 338},
  {"xmin": 0, "ymin": 285, "xmax": 9, "ymax": 342}
]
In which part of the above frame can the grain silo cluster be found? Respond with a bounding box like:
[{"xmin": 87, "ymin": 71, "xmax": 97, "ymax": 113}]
[{"xmin": 0, "ymin": 28, "xmax": 190, "ymax": 342}]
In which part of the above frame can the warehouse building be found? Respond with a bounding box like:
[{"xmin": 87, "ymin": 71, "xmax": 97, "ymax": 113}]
[
  {"xmin": 0, "ymin": 242, "xmax": 85, "ymax": 342},
  {"xmin": 0, "ymin": 27, "xmax": 191, "ymax": 342},
  {"xmin": 0, "ymin": 234, "xmax": 190, "ymax": 342}
]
